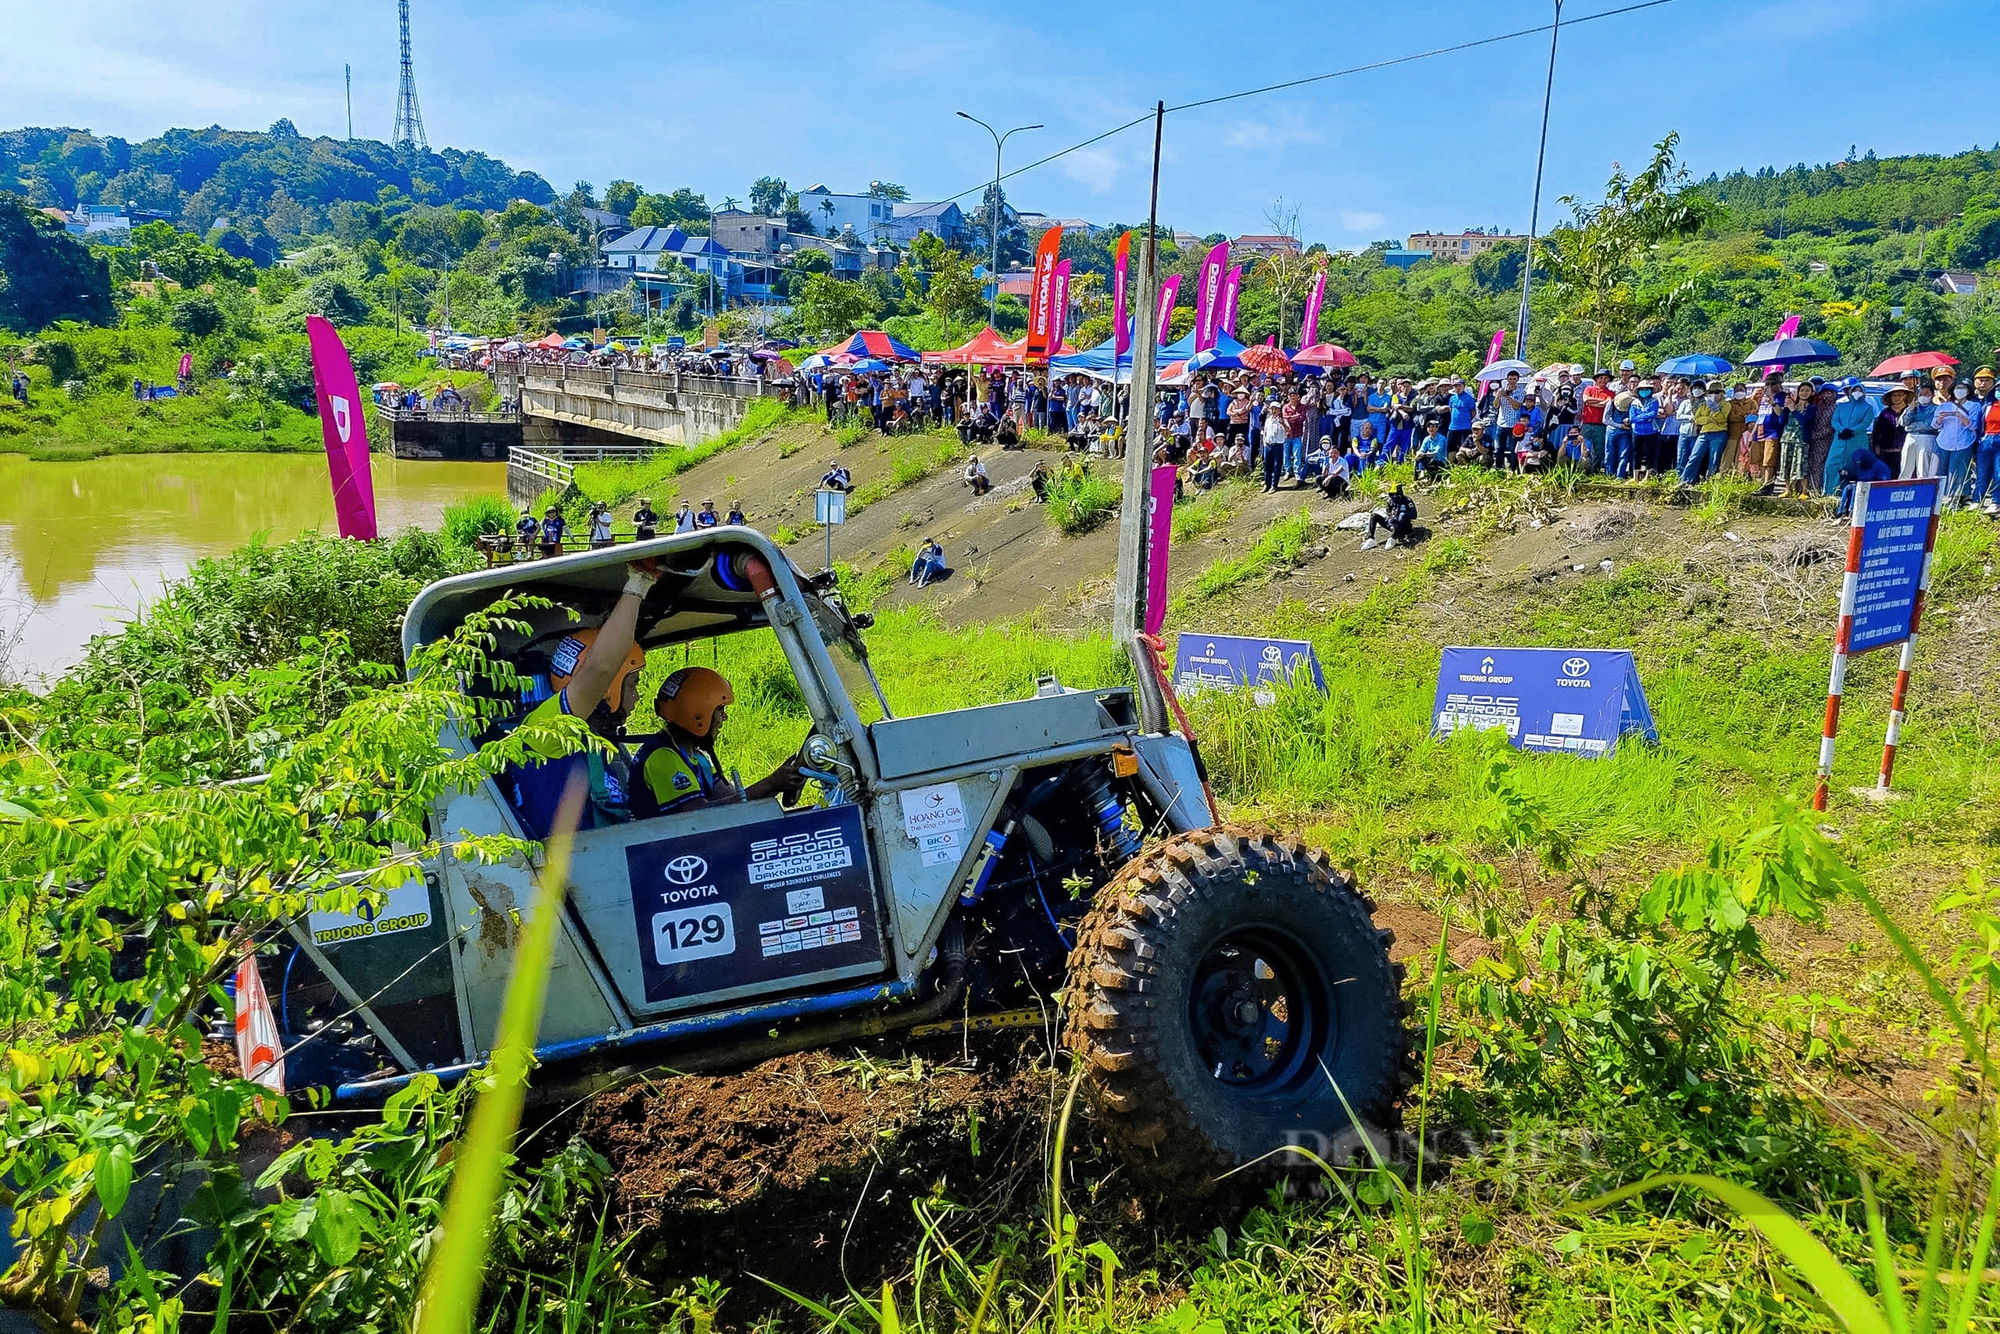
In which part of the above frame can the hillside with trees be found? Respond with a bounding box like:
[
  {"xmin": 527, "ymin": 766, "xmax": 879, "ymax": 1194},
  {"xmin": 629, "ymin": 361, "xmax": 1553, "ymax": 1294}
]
[{"xmin": 10, "ymin": 122, "xmax": 2000, "ymax": 457}]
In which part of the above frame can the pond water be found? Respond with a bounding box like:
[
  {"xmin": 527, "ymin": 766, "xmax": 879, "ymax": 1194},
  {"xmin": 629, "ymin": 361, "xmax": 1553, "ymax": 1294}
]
[{"xmin": 0, "ymin": 452, "xmax": 507, "ymax": 683}]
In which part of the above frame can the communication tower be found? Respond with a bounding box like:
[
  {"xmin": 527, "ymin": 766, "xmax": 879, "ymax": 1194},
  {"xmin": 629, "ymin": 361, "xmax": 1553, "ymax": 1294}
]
[{"xmin": 391, "ymin": 0, "xmax": 428, "ymax": 152}]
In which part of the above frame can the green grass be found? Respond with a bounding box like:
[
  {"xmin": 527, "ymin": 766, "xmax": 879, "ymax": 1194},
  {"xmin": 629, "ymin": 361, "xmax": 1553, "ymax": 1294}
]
[
  {"xmin": 850, "ymin": 432, "xmax": 965, "ymax": 511},
  {"xmin": 0, "ymin": 384, "xmax": 324, "ymax": 459},
  {"xmin": 1191, "ymin": 506, "xmax": 1317, "ymax": 599},
  {"xmin": 1042, "ymin": 461, "xmax": 1123, "ymax": 535},
  {"xmin": 570, "ymin": 398, "xmax": 799, "ymax": 508},
  {"xmin": 1171, "ymin": 475, "xmax": 1253, "ymax": 543},
  {"xmin": 441, "ymin": 493, "xmax": 517, "ymax": 549}
]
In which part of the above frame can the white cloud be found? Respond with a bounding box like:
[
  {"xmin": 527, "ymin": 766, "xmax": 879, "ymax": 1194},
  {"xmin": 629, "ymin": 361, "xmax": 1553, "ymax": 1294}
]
[
  {"xmin": 1219, "ymin": 114, "xmax": 1325, "ymax": 153},
  {"xmin": 1057, "ymin": 145, "xmax": 1123, "ymax": 193},
  {"xmin": 1339, "ymin": 209, "xmax": 1386, "ymax": 232}
]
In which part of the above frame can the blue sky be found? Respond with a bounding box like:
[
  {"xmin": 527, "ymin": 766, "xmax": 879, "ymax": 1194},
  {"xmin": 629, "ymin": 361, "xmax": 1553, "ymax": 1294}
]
[{"xmin": 3, "ymin": 0, "xmax": 1992, "ymax": 248}]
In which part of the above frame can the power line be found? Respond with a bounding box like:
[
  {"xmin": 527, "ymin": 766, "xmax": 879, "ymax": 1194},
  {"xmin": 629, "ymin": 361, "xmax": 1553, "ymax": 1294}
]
[
  {"xmin": 1165, "ymin": 0, "xmax": 1678, "ymax": 113},
  {"xmin": 932, "ymin": 0, "xmax": 1681, "ymax": 214}
]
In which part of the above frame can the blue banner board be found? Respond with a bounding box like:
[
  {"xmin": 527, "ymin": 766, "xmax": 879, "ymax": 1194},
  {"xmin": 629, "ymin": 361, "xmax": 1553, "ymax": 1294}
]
[
  {"xmin": 1848, "ymin": 478, "xmax": 1938, "ymax": 655},
  {"xmin": 1433, "ymin": 646, "xmax": 1657, "ymax": 757},
  {"xmin": 1175, "ymin": 633, "xmax": 1326, "ymax": 705}
]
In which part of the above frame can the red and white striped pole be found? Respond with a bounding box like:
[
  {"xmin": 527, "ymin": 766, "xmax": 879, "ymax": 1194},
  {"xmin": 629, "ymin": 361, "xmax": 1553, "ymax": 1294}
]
[
  {"xmin": 1876, "ymin": 487, "xmax": 1944, "ymax": 795},
  {"xmin": 1813, "ymin": 487, "xmax": 1869, "ymax": 811}
]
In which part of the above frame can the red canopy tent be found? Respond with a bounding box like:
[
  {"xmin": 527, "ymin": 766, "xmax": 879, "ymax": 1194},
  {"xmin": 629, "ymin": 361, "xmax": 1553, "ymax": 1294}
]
[
  {"xmin": 531, "ymin": 333, "xmax": 566, "ymax": 349},
  {"xmin": 996, "ymin": 334, "xmax": 1077, "ymax": 365},
  {"xmin": 921, "ymin": 326, "xmax": 1017, "ymax": 365},
  {"xmin": 920, "ymin": 328, "xmax": 1077, "ymax": 367}
]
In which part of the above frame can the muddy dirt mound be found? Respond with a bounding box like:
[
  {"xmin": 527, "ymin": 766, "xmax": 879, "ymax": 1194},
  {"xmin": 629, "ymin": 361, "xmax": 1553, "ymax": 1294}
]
[{"xmin": 575, "ymin": 1038, "xmax": 1066, "ymax": 1312}]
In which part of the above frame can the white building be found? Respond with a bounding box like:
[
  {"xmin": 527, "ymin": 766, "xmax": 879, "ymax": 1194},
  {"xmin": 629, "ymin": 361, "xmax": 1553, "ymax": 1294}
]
[{"xmin": 796, "ymin": 186, "xmax": 899, "ymax": 244}]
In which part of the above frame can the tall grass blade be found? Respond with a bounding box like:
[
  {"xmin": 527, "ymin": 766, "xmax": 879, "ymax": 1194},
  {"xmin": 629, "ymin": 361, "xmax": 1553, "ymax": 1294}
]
[
  {"xmin": 1842, "ymin": 877, "xmax": 1992, "ymax": 1082},
  {"xmin": 414, "ymin": 775, "xmax": 588, "ymax": 1334},
  {"xmin": 1944, "ymin": 1153, "xmax": 2000, "ymax": 1334},
  {"xmin": 750, "ymin": 1274, "xmax": 868, "ymax": 1333},
  {"xmin": 1910, "ymin": 1153, "xmax": 1955, "ymax": 1334},
  {"xmin": 1571, "ymin": 1173, "xmax": 1893, "ymax": 1334},
  {"xmin": 965, "ymin": 1258, "xmax": 1004, "ymax": 1334},
  {"xmin": 1859, "ymin": 1176, "xmax": 1909, "ymax": 1334}
]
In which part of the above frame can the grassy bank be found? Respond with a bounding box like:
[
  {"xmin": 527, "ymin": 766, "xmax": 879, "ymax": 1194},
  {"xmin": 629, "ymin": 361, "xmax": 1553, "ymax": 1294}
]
[
  {"xmin": 0, "ymin": 320, "xmax": 450, "ymax": 460},
  {"xmin": 0, "ymin": 387, "xmax": 325, "ymax": 459},
  {"xmin": 8, "ymin": 486, "xmax": 2000, "ymax": 1331}
]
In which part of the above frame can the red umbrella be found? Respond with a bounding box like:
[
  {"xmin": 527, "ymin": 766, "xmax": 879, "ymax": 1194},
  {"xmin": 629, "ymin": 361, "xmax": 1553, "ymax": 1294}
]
[
  {"xmin": 1294, "ymin": 343, "xmax": 1357, "ymax": 368},
  {"xmin": 1871, "ymin": 351, "xmax": 1958, "ymax": 376},
  {"xmin": 1238, "ymin": 344, "xmax": 1292, "ymax": 375}
]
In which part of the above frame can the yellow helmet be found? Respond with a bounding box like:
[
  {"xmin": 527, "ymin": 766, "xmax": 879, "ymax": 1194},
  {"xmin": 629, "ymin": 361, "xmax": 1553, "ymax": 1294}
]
[
  {"xmin": 548, "ymin": 626, "xmax": 646, "ymax": 713},
  {"xmin": 655, "ymin": 666, "xmax": 734, "ymax": 738}
]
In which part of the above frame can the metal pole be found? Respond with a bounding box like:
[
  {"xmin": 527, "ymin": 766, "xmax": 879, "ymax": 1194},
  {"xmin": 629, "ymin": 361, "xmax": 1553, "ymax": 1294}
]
[
  {"xmin": 958, "ymin": 113, "xmax": 1039, "ymax": 328},
  {"xmin": 1814, "ymin": 482, "xmax": 1868, "ymax": 811},
  {"xmin": 988, "ymin": 135, "xmax": 1002, "ymax": 326},
  {"xmin": 1514, "ymin": 0, "xmax": 1562, "ymax": 362},
  {"xmin": 1876, "ymin": 484, "xmax": 1942, "ymax": 795},
  {"xmin": 1115, "ymin": 102, "xmax": 1169, "ymax": 736}
]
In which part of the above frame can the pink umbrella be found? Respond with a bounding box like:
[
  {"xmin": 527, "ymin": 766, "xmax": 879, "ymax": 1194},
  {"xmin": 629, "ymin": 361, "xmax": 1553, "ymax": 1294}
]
[
  {"xmin": 1870, "ymin": 351, "xmax": 1958, "ymax": 377},
  {"xmin": 1293, "ymin": 343, "xmax": 1357, "ymax": 368}
]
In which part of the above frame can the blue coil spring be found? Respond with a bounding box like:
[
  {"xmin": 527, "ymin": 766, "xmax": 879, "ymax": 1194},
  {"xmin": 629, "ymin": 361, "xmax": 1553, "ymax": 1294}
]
[{"xmin": 1081, "ymin": 768, "xmax": 1142, "ymax": 864}]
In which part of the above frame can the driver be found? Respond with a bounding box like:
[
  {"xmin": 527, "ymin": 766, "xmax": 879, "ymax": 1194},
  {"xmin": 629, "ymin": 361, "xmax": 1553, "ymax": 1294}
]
[
  {"xmin": 502, "ymin": 559, "xmax": 804, "ymax": 836},
  {"xmin": 636, "ymin": 666, "xmax": 804, "ymax": 813}
]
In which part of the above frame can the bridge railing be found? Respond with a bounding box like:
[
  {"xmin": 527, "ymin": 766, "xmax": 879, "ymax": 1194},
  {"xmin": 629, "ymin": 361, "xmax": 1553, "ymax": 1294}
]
[
  {"xmin": 497, "ymin": 361, "xmax": 777, "ymax": 402},
  {"xmin": 372, "ymin": 406, "xmax": 520, "ymax": 424},
  {"xmin": 508, "ymin": 443, "xmax": 666, "ymax": 493}
]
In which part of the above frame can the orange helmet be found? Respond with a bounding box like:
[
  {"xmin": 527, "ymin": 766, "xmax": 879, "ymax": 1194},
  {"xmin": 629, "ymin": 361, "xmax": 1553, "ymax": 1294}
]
[
  {"xmin": 548, "ymin": 626, "xmax": 647, "ymax": 713},
  {"xmin": 655, "ymin": 666, "xmax": 734, "ymax": 738}
]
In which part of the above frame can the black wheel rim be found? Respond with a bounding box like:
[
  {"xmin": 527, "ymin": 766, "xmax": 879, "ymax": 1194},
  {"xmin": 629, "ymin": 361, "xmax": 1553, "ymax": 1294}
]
[{"xmin": 1187, "ymin": 927, "xmax": 1333, "ymax": 1094}]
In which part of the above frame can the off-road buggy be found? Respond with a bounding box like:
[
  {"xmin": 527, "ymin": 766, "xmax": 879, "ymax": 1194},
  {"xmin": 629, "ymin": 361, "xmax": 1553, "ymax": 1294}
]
[{"xmin": 262, "ymin": 528, "xmax": 1411, "ymax": 1190}]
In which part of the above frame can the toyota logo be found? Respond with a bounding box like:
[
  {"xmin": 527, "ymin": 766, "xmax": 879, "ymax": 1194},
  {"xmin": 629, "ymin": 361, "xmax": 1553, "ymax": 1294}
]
[
  {"xmin": 664, "ymin": 855, "xmax": 708, "ymax": 885},
  {"xmin": 1562, "ymin": 657, "xmax": 1591, "ymax": 677}
]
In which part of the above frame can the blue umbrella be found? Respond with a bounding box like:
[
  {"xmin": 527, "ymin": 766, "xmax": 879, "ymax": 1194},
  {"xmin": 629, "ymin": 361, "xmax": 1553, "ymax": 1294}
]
[
  {"xmin": 845, "ymin": 357, "xmax": 891, "ymax": 373},
  {"xmin": 1655, "ymin": 353, "xmax": 1734, "ymax": 377},
  {"xmin": 1742, "ymin": 337, "xmax": 1839, "ymax": 368}
]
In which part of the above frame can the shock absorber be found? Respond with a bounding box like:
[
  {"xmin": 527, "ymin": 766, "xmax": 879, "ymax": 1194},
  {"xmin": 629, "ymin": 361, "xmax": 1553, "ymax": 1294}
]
[
  {"xmin": 1077, "ymin": 764, "xmax": 1142, "ymax": 865},
  {"xmin": 961, "ymin": 817, "xmax": 1015, "ymax": 906}
]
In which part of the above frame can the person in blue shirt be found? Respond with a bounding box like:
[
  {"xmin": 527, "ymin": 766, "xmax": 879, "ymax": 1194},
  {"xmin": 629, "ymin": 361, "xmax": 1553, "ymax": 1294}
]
[
  {"xmin": 1365, "ymin": 378, "xmax": 1391, "ymax": 446},
  {"xmin": 1602, "ymin": 391, "xmax": 1634, "ymax": 480},
  {"xmin": 1829, "ymin": 378, "xmax": 1883, "ymax": 495},
  {"xmin": 1834, "ymin": 445, "xmax": 1893, "ymax": 516},
  {"xmin": 1353, "ymin": 419, "xmax": 1381, "ymax": 471},
  {"xmin": 538, "ymin": 506, "xmax": 567, "ymax": 558},
  {"xmin": 1446, "ymin": 377, "xmax": 1477, "ymax": 455},
  {"xmin": 1627, "ymin": 380, "xmax": 1663, "ymax": 475},
  {"xmin": 1414, "ymin": 425, "xmax": 1449, "ymax": 482}
]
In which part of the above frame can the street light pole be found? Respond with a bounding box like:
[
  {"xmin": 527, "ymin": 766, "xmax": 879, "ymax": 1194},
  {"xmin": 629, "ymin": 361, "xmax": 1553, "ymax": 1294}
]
[
  {"xmin": 957, "ymin": 111, "xmax": 1041, "ymax": 327},
  {"xmin": 1515, "ymin": 0, "xmax": 1562, "ymax": 363}
]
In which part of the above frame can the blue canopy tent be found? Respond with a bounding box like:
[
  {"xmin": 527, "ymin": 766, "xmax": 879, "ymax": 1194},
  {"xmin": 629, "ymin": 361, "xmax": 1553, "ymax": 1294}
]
[{"xmin": 1050, "ymin": 329, "xmax": 1250, "ymax": 381}]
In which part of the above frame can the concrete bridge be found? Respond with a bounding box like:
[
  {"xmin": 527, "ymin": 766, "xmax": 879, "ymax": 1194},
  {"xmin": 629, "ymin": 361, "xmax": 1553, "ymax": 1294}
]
[
  {"xmin": 384, "ymin": 364, "xmax": 782, "ymax": 503},
  {"xmin": 492, "ymin": 362, "xmax": 775, "ymax": 448}
]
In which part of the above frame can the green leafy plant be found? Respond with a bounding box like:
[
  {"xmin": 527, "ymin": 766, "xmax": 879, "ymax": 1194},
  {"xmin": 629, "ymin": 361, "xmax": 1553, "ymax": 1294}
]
[
  {"xmin": 0, "ymin": 594, "xmax": 566, "ymax": 1329},
  {"xmin": 1042, "ymin": 461, "xmax": 1121, "ymax": 536},
  {"xmin": 442, "ymin": 493, "xmax": 518, "ymax": 549},
  {"xmin": 1193, "ymin": 508, "xmax": 1315, "ymax": 598}
]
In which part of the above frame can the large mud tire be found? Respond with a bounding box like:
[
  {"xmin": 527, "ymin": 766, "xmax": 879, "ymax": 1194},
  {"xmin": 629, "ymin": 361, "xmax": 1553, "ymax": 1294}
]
[{"xmin": 1064, "ymin": 826, "xmax": 1411, "ymax": 1196}]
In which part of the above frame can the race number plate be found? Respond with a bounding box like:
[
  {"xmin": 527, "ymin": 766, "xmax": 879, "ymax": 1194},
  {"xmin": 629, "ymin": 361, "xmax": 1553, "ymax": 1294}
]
[{"xmin": 623, "ymin": 804, "xmax": 881, "ymax": 1004}]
